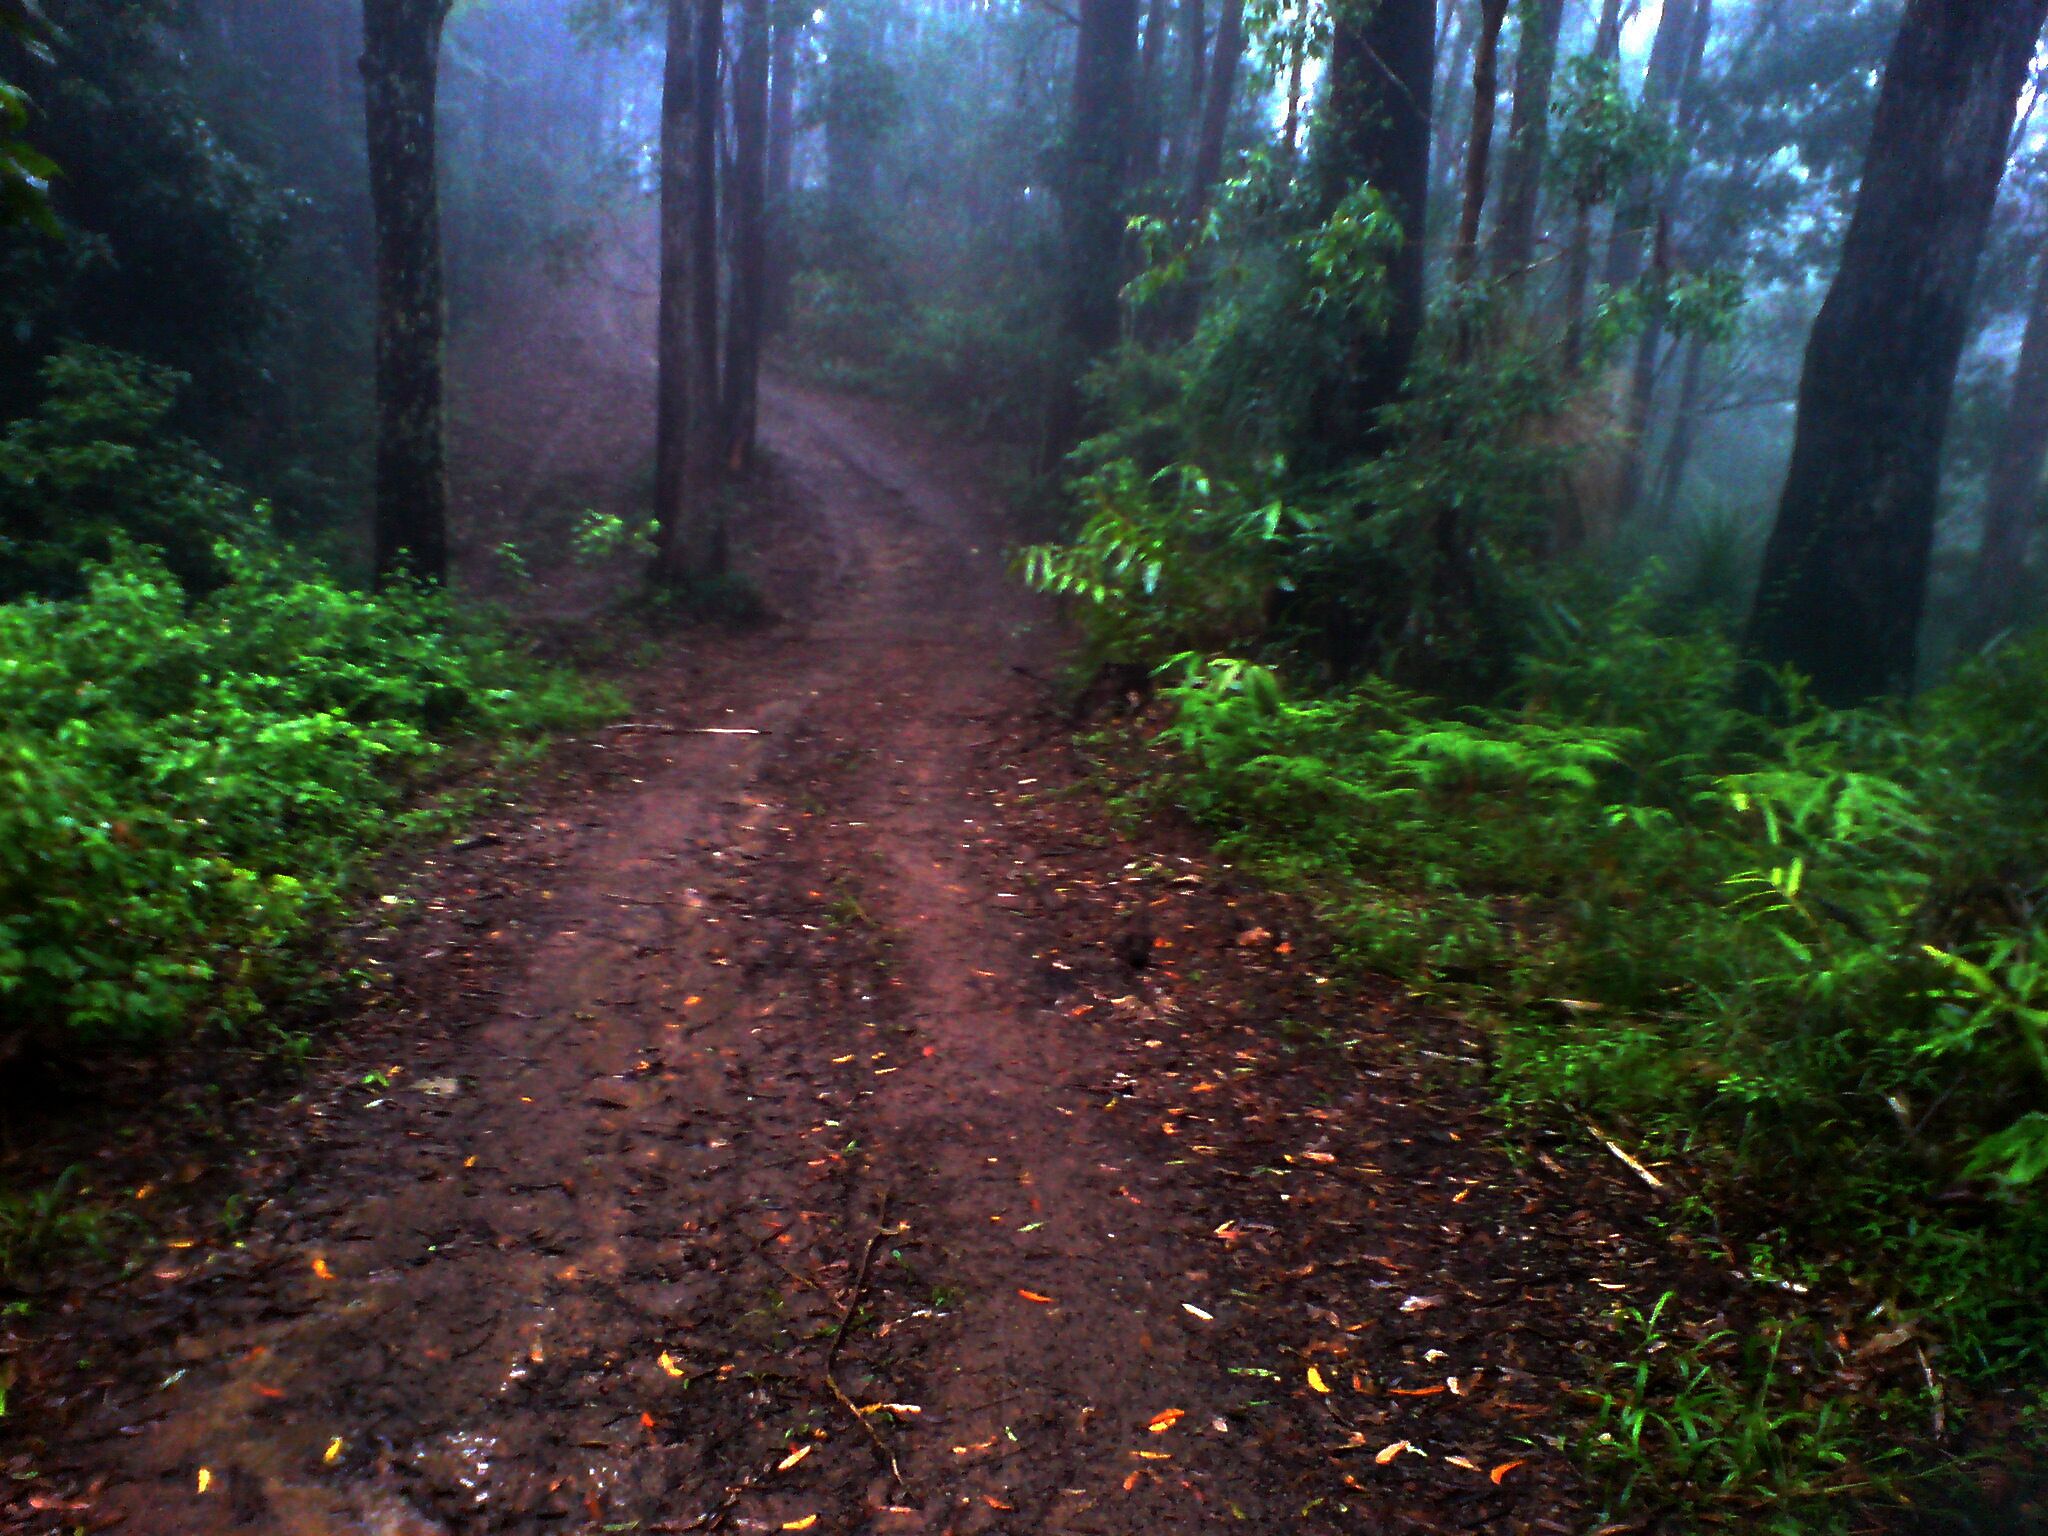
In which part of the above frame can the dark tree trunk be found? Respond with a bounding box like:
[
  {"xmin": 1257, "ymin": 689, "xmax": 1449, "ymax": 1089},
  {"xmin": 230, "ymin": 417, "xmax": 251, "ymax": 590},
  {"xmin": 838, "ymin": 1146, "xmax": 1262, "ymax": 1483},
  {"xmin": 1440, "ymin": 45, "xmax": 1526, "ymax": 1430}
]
[
  {"xmin": 653, "ymin": 0, "xmax": 723, "ymax": 584},
  {"xmin": 1561, "ymin": 0, "xmax": 1623, "ymax": 371},
  {"xmin": 1045, "ymin": 0, "xmax": 1140, "ymax": 464},
  {"xmin": 1962, "ymin": 247, "xmax": 2048, "ymax": 647},
  {"xmin": 1183, "ymin": 0, "xmax": 1245, "ymax": 223},
  {"xmin": 1132, "ymin": 0, "xmax": 1172, "ymax": 179},
  {"xmin": 1176, "ymin": 0, "xmax": 1208, "ymax": 178},
  {"xmin": 1744, "ymin": 0, "xmax": 2048, "ymax": 705},
  {"xmin": 1305, "ymin": 0, "xmax": 1436, "ymax": 465},
  {"xmin": 765, "ymin": 14, "xmax": 797, "ymax": 332},
  {"xmin": 1283, "ymin": 39, "xmax": 1305, "ymax": 158},
  {"xmin": 1454, "ymin": 0, "xmax": 1509, "ymax": 288},
  {"xmin": 362, "ymin": 0, "xmax": 453, "ymax": 587},
  {"xmin": 1489, "ymin": 0, "xmax": 1566, "ymax": 284},
  {"xmin": 1652, "ymin": 330, "xmax": 1708, "ymax": 524},
  {"xmin": 689, "ymin": 0, "xmax": 722, "ymax": 477},
  {"xmin": 1431, "ymin": 1, "xmax": 1478, "ymax": 214},
  {"xmin": 724, "ymin": 0, "xmax": 770, "ymax": 467}
]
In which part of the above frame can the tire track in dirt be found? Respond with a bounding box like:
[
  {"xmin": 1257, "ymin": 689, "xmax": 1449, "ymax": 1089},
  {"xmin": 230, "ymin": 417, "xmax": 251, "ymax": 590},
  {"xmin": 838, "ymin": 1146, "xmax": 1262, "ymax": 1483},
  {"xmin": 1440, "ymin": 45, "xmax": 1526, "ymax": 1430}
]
[{"xmin": 4, "ymin": 351, "xmax": 1705, "ymax": 1536}]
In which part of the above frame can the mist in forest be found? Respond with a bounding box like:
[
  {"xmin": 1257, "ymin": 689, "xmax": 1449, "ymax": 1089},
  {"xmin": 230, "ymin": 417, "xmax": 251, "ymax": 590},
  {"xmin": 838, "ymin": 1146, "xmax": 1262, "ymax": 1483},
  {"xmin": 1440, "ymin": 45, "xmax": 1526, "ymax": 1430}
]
[{"xmin": 9, "ymin": 4, "xmax": 2048, "ymax": 1529}]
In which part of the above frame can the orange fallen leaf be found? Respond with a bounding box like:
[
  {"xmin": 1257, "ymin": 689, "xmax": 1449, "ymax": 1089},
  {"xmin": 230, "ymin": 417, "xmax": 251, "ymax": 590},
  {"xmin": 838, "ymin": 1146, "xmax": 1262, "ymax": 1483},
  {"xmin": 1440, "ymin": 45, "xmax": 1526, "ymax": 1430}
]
[
  {"xmin": 1307, "ymin": 1366, "xmax": 1331, "ymax": 1394},
  {"xmin": 1490, "ymin": 1459, "xmax": 1526, "ymax": 1485},
  {"xmin": 1018, "ymin": 1289, "xmax": 1056, "ymax": 1304},
  {"xmin": 311, "ymin": 1256, "xmax": 334, "ymax": 1281},
  {"xmin": 1122, "ymin": 1470, "xmax": 1143, "ymax": 1492},
  {"xmin": 777, "ymin": 1445, "xmax": 813, "ymax": 1472},
  {"xmin": 983, "ymin": 1496, "xmax": 1013, "ymax": 1510},
  {"xmin": 657, "ymin": 1352, "xmax": 686, "ymax": 1377},
  {"xmin": 1147, "ymin": 1408, "xmax": 1185, "ymax": 1432},
  {"xmin": 782, "ymin": 1517, "xmax": 818, "ymax": 1532},
  {"xmin": 640, "ymin": 1412, "xmax": 656, "ymax": 1430},
  {"xmin": 1375, "ymin": 1440, "xmax": 1415, "ymax": 1465},
  {"xmin": 1389, "ymin": 1385, "xmax": 1445, "ymax": 1397}
]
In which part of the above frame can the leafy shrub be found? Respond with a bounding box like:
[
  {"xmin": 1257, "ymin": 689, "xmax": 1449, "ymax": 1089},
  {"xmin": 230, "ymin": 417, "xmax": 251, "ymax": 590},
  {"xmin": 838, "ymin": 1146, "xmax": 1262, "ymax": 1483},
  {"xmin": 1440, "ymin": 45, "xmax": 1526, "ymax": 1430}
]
[
  {"xmin": 0, "ymin": 545, "xmax": 615, "ymax": 1053},
  {"xmin": 1126, "ymin": 609, "xmax": 2048, "ymax": 1374},
  {"xmin": 0, "ymin": 343, "xmax": 261, "ymax": 599}
]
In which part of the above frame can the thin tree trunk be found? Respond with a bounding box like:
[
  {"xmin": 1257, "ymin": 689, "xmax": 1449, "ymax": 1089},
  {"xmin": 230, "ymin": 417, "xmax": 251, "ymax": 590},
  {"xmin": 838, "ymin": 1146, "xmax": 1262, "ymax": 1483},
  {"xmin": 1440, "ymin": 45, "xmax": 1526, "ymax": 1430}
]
[
  {"xmin": 1045, "ymin": 0, "xmax": 1140, "ymax": 464},
  {"xmin": 1962, "ymin": 246, "xmax": 2048, "ymax": 648},
  {"xmin": 362, "ymin": 0, "xmax": 453, "ymax": 586},
  {"xmin": 764, "ymin": 13, "xmax": 796, "ymax": 332},
  {"xmin": 724, "ymin": 0, "xmax": 769, "ymax": 468},
  {"xmin": 1651, "ymin": 330, "xmax": 1709, "ymax": 525},
  {"xmin": 1183, "ymin": 0, "xmax": 1245, "ymax": 223},
  {"xmin": 1454, "ymin": 0, "xmax": 1509, "ymax": 287},
  {"xmin": 689, "ymin": 0, "xmax": 722, "ymax": 486},
  {"xmin": 1432, "ymin": 1, "xmax": 1477, "ymax": 212},
  {"xmin": 1602, "ymin": 0, "xmax": 1694, "ymax": 293},
  {"xmin": 1133, "ymin": 0, "xmax": 1171, "ymax": 179},
  {"xmin": 1305, "ymin": 0, "xmax": 1435, "ymax": 467},
  {"xmin": 653, "ymin": 0, "xmax": 721, "ymax": 584},
  {"xmin": 1561, "ymin": 0, "xmax": 1624, "ymax": 371},
  {"xmin": 1744, "ymin": 0, "xmax": 2048, "ymax": 705},
  {"xmin": 1168, "ymin": 0, "xmax": 1207, "ymax": 180},
  {"xmin": 1283, "ymin": 36, "xmax": 1305, "ymax": 158},
  {"xmin": 1614, "ymin": 0, "xmax": 1713, "ymax": 517},
  {"xmin": 1489, "ymin": 0, "xmax": 1566, "ymax": 285}
]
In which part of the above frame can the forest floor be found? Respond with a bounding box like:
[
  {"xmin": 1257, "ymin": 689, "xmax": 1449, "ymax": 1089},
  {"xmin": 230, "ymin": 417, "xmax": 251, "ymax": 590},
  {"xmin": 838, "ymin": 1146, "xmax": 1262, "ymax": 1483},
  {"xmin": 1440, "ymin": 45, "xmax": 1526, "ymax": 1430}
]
[{"xmin": 0, "ymin": 279, "xmax": 1724, "ymax": 1536}]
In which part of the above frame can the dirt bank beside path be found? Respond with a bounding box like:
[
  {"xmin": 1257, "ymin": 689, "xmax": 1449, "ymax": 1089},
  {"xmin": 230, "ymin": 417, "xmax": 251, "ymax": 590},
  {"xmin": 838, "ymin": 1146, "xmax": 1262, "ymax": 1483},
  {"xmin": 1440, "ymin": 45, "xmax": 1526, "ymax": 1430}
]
[{"xmin": 2, "ymin": 371, "xmax": 1697, "ymax": 1536}]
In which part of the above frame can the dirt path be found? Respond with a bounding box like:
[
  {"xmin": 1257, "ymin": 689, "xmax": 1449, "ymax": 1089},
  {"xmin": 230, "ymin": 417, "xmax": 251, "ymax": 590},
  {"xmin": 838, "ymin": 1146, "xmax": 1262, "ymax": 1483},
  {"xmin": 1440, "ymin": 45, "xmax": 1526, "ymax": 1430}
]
[{"xmin": 1, "ymin": 341, "xmax": 1699, "ymax": 1536}]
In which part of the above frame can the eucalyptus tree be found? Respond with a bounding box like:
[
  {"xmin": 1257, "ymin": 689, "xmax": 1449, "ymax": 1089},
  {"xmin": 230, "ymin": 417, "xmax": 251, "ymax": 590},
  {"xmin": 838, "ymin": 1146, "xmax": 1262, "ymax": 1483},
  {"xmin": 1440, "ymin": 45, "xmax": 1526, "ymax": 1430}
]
[{"xmin": 1745, "ymin": 0, "xmax": 2048, "ymax": 703}]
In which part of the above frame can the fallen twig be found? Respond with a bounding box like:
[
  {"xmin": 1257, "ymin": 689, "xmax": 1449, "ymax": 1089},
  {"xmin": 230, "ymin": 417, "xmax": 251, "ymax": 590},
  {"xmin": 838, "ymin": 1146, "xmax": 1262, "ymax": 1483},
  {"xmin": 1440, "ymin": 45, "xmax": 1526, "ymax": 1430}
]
[
  {"xmin": 1579, "ymin": 1116, "xmax": 1665, "ymax": 1192},
  {"xmin": 825, "ymin": 1196, "xmax": 913, "ymax": 1495}
]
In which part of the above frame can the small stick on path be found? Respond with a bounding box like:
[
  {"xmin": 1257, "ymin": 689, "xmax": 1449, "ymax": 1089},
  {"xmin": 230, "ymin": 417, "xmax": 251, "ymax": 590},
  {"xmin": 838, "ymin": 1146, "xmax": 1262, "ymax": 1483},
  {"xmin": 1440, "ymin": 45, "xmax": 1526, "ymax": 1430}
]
[{"xmin": 825, "ymin": 1195, "xmax": 913, "ymax": 1495}]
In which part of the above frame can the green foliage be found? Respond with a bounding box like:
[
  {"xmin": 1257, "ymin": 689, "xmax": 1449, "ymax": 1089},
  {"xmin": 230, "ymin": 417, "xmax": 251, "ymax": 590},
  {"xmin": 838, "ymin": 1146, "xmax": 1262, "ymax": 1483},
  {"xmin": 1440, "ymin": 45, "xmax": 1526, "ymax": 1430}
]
[
  {"xmin": 571, "ymin": 507, "xmax": 660, "ymax": 566},
  {"xmin": 0, "ymin": 0, "xmax": 57, "ymax": 234},
  {"xmin": 1118, "ymin": 597, "xmax": 2048, "ymax": 1378},
  {"xmin": 0, "ymin": 344, "xmax": 262, "ymax": 599},
  {"xmin": 1551, "ymin": 54, "xmax": 1679, "ymax": 211},
  {"xmin": 0, "ymin": 544, "xmax": 615, "ymax": 1053}
]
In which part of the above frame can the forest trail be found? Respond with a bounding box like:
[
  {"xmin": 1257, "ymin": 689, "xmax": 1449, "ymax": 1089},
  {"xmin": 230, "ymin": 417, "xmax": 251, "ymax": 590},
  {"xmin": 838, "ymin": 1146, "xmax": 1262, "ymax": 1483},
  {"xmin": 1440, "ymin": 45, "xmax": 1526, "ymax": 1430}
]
[{"xmin": 2, "ymin": 313, "xmax": 1687, "ymax": 1536}]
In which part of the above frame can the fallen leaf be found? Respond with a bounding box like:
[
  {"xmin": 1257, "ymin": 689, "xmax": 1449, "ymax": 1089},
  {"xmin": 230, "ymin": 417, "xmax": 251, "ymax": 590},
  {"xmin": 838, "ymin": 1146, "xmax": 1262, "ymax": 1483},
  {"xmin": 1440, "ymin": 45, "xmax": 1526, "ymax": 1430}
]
[
  {"xmin": 1399, "ymin": 1295, "xmax": 1442, "ymax": 1314},
  {"xmin": 1490, "ymin": 1459, "xmax": 1526, "ymax": 1485},
  {"xmin": 1018, "ymin": 1289, "xmax": 1056, "ymax": 1304},
  {"xmin": 311, "ymin": 1256, "xmax": 335, "ymax": 1281},
  {"xmin": 1307, "ymin": 1366, "xmax": 1331, "ymax": 1394},
  {"xmin": 1182, "ymin": 1303, "xmax": 1214, "ymax": 1321},
  {"xmin": 658, "ymin": 1352, "xmax": 686, "ymax": 1377},
  {"xmin": 1389, "ymin": 1385, "xmax": 1445, "ymax": 1397},
  {"xmin": 782, "ymin": 1517, "xmax": 818, "ymax": 1531},
  {"xmin": 1446, "ymin": 1455, "xmax": 1481, "ymax": 1472},
  {"xmin": 197, "ymin": 1468, "xmax": 213, "ymax": 1494},
  {"xmin": 1376, "ymin": 1440, "xmax": 1415, "ymax": 1465},
  {"xmin": 1148, "ymin": 1408, "xmax": 1185, "ymax": 1432},
  {"xmin": 777, "ymin": 1445, "xmax": 813, "ymax": 1472},
  {"xmin": 323, "ymin": 1437, "xmax": 343, "ymax": 1466}
]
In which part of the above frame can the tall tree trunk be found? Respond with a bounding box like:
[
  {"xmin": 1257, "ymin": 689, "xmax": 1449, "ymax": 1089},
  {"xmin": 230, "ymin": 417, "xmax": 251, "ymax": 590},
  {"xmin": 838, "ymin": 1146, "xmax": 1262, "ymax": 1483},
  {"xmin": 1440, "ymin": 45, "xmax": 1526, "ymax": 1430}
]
[
  {"xmin": 724, "ymin": 0, "xmax": 769, "ymax": 468},
  {"xmin": 1489, "ymin": 0, "xmax": 1566, "ymax": 285},
  {"xmin": 1561, "ymin": 0, "xmax": 1624, "ymax": 371},
  {"xmin": 1168, "ymin": 0, "xmax": 1207, "ymax": 180},
  {"xmin": 689, "ymin": 0, "xmax": 722, "ymax": 479},
  {"xmin": 1045, "ymin": 0, "xmax": 1140, "ymax": 464},
  {"xmin": 1133, "ymin": 0, "xmax": 1171, "ymax": 179},
  {"xmin": 1282, "ymin": 36, "xmax": 1306, "ymax": 158},
  {"xmin": 764, "ymin": 13, "xmax": 796, "ymax": 332},
  {"xmin": 1305, "ymin": 0, "xmax": 1435, "ymax": 466},
  {"xmin": 1651, "ymin": 330, "xmax": 1709, "ymax": 524},
  {"xmin": 653, "ymin": 0, "xmax": 722, "ymax": 584},
  {"xmin": 1962, "ymin": 246, "xmax": 2048, "ymax": 648},
  {"xmin": 1602, "ymin": 0, "xmax": 1695, "ymax": 293},
  {"xmin": 1744, "ymin": 0, "xmax": 2048, "ymax": 706},
  {"xmin": 1431, "ymin": 1, "xmax": 1477, "ymax": 213},
  {"xmin": 1454, "ymin": 0, "xmax": 1510, "ymax": 287},
  {"xmin": 362, "ymin": 0, "xmax": 453, "ymax": 586},
  {"xmin": 1183, "ymin": 0, "xmax": 1245, "ymax": 223}
]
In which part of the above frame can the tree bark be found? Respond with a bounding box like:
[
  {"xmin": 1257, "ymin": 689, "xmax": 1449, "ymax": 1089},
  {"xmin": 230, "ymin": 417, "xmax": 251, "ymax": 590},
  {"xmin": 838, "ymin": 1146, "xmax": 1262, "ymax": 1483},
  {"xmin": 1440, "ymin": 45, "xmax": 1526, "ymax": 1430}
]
[
  {"xmin": 1045, "ymin": 0, "xmax": 1140, "ymax": 463},
  {"xmin": 1305, "ymin": 0, "xmax": 1436, "ymax": 465},
  {"xmin": 1744, "ymin": 0, "xmax": 2048, "ymax": 705},
  {"xmin": 653, "ymin": 0, "xmax": 723, "ymax": 584},
  {"xmin": 1183, "ymin": 0, "xmax": 1245, "ymax": 223},
  {"xmin": 1454, "ymin": 0, "xmax": 1509, "ymax": 288},
  {"xmin": 1489, "ymin": 0, "xmax": 1566, "ymax": 285},
  {"xmin": 362, "ymin": 0, "xmax": 453, "ymax": 587},
  {"xmin": 724, "ymin": 0, "xmax": 770, "ymax": 467},
  {"xmin": 1651, "ymin": 330, "xmax": 1709, "ymax": 524},
  {"xmin": 1962, "ymin": 245, "xmax": 2048, "ymax": 647},
  {"xmin": 689, "ymin": 0, "xmax": 722, "ymax": 476}
]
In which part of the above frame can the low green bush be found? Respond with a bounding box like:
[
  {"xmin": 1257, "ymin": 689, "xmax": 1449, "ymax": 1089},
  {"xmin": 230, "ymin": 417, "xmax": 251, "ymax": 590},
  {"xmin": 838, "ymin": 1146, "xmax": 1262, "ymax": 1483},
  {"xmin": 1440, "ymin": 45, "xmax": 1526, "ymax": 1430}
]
[{"xmin": 0, "ymin": 546, "xmax": 615, "ymax": 1053}]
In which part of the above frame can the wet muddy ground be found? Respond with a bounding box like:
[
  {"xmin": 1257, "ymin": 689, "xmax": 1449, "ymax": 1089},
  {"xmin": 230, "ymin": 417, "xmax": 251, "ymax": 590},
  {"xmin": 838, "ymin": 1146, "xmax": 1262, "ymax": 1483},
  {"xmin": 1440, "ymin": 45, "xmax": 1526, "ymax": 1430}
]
[{"xmin": 0, "ymin": 293, "xmax": 1718, "ymax": 1536}]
